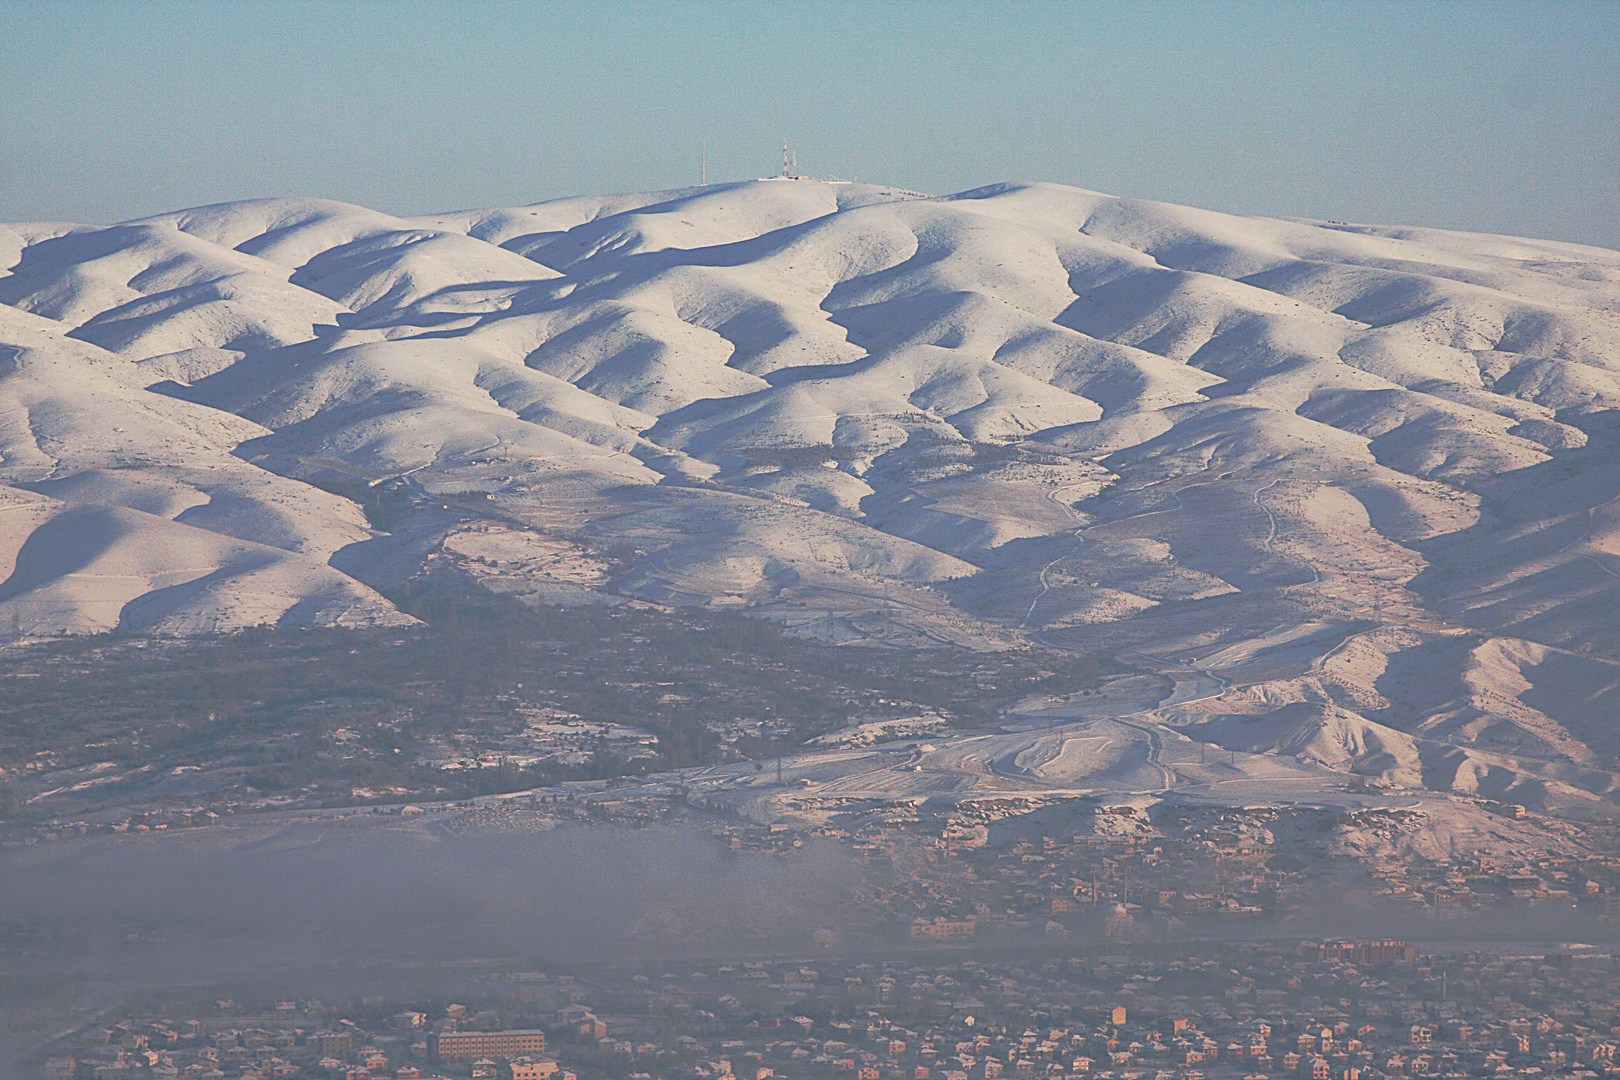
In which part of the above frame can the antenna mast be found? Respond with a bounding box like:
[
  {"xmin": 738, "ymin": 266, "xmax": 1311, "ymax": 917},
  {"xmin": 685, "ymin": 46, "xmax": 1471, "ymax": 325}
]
[{"xmin": 701, "ymin": 142, "xmax": 707, "ymax": 186}]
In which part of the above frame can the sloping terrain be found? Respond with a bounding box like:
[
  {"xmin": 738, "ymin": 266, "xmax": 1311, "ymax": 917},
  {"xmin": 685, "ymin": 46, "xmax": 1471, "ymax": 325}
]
[{"xmin": 4, "ymin": 179, "xmax": 1620, "ymax": 808}]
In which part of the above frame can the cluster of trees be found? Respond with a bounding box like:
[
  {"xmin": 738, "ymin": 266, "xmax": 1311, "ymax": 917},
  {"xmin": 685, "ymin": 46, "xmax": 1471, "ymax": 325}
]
[{"xmin": 0, "ymin": 586, "xmax": 1111, "ymax": 816}]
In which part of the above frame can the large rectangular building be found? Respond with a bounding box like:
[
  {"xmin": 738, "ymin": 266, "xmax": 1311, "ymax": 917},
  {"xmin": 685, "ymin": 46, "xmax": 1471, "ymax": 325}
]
[
  {"xmin": 1317, "ymin": 940, "xmax": 1417, "ymax": 965},
  {"xmin": 909, "ymin": 917, "xmax": 976, "ymax": 940},
  {"xmin": 429, "ymin": 1031, "xmax": 548, "ymax": 1063}
]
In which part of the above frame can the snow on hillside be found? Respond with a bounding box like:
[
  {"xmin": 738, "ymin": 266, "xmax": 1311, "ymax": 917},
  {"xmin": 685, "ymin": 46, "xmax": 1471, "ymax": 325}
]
[{"xmin": 4, "ymin": 179, "xmax": 1620, "ymax": 809}]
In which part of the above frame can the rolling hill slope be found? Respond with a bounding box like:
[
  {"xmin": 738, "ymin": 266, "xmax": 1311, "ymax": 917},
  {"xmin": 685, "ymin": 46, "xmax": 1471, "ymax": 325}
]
[{"xmin": 5, "ymin": 178, "xmax": 1620, "ymax": 807}]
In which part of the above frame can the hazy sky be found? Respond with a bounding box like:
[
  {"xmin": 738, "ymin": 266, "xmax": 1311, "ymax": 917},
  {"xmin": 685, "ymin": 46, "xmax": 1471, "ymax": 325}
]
[{"xmin": 1, "ymin": 0, "xmax": 1615, "ymax": 246}]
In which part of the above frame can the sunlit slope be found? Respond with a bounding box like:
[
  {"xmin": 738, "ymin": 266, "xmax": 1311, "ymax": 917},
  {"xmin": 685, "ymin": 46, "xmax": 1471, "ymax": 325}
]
[
  {"xmin": 4, "ymin": 179, "xmax": 1620, "ymax": 802},
  {"xmin": 0, "ymin": 304, "xmax": 410, "ymax": 634}
]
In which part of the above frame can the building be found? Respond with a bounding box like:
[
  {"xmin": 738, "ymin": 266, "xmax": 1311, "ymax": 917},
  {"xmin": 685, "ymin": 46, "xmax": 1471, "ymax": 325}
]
[
  {"xmin": 1317, "ymin": 940, "xmax": 1417, "ymax": 965},
  {"xmin": 909, "ymin": 917, "xmax": 977, "ymax": 940},
  {"xmin": 391, "ymin": 1013, "xmax": 427, "ymax": 1033},
  {"xmin": 430, "ymin": 1031, "xmax": 548, "ymax": 1064},
  {"xmin": 497, "ymin": 1058, "xmax": 560, "ymax": 1080},
  {"xmin": 314, "ymin": 1034, "xmax": 354, "ymax": 1057}
]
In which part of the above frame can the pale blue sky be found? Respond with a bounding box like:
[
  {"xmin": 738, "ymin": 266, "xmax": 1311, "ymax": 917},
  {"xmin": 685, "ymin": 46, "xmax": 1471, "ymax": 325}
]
[{"xmin": 1, "ymin": 0, "xmax": 1615, "ymax": 246}]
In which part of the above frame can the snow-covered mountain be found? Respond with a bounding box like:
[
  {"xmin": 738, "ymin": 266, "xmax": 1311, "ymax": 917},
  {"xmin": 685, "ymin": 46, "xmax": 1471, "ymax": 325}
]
[{"xmin": 5, "ymin": 178, "xmax": 1620, "ymax": 806}]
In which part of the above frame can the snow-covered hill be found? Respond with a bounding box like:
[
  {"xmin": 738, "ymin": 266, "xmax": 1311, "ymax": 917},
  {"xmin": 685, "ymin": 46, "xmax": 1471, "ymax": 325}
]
[{"xmin": 5, "ymin": 179, "xmax": 1620, "ymax": 808}]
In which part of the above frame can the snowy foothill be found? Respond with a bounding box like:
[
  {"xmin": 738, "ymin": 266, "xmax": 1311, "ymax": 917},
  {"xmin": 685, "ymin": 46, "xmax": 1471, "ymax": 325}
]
[{"xmin": 4, "ymin": 178, "xmax": 1620, "ymax": 814}]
